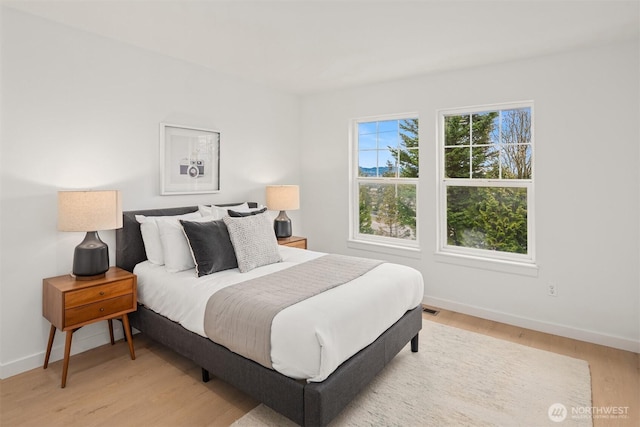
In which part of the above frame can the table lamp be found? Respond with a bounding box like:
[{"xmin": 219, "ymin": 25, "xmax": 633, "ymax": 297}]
[
  {"xmin": 266, "ymin": 185, "xmax": 299, "ymax": 238},
  {"xmin": 58, "ymin": 190, "xmax": 123, "ymax": 279}
]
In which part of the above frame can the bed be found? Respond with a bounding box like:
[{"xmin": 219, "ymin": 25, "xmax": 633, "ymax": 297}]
[{"xmin": 115, "ymin": 203, "xmax": 424, "ymax": 426}]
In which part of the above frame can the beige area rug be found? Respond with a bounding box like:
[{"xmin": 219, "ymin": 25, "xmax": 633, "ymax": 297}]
[{"xmin": 232, "ymin": 321, "xmax": 592, "ymax": 427}]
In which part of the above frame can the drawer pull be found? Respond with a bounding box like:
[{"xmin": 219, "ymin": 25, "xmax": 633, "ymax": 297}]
[
  {"xmin": 100, "ymin": 308, "xmax": 105, "ymax": 312},
  {"xmin": 99, "ymin": 291, "xmax": 105, "ymax": 296}
]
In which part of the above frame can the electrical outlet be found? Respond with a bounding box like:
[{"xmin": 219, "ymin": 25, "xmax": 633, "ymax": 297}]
[{"xmin": 548, "ymin": 283, "xmax": 558, "ymax": 297}]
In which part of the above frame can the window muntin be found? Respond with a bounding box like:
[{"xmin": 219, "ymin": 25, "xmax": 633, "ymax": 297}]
[
  {"xmin": 352, "ymin": 115, "xmax": 419, "ymax": 247},
  {"xmin": 439, "ymin": 103, "xmax": 534, "ymax": 262}
]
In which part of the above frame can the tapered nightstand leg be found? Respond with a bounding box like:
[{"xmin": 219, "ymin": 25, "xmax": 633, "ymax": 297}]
[
  {"xmin": 61, "ymin": 329, "xmax": 74, "ymax": 388},
  {"xmin": 122, "ymin": 314, "xmax": 135, "ymax": 360},
  {"xmin": 108, "ymin": 319, "xmax": 115, "ymax": 345},
  {"xmin": 44, "ymin": 325, "xmax": 56, "ymax": 369}
]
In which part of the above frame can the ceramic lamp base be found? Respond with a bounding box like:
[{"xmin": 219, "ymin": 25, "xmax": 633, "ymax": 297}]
[
  {"xmin": 274, "ymin": 210, "xmax": 292, "ymax": 238},
  {"xmin": 73, "ymin": 231, "xmax": 109, "ymax": 278}
]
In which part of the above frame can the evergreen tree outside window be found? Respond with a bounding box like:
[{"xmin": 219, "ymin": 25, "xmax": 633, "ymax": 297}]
[
  {"xmin": 438, "ymin": 102, "xmax": 534, "ymax": 263},
  {"xmin": 351, "ymin": 114, "xmax": 419, "ymax": 248}
]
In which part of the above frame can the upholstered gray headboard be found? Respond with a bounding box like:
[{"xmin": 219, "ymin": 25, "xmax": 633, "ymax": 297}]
[{"xmin": 115, "ymin": 202, "xmax": 257, "ymax": 273}]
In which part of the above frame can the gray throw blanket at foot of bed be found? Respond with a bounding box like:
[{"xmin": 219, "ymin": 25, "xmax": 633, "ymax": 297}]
[{"xmin": 204, "ymin": 254, "xmax": 383, "ymax": 369}]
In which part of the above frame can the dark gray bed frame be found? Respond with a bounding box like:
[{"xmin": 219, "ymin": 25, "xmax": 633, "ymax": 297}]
[{"xmin": 115, "ymin": 204, "xmax": 422, "ymax": 426}]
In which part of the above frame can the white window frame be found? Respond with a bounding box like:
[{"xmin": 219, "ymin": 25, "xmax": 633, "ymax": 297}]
[
  {"xmin": 349, "ymin": 113, "xmax": 420, "ymax": 253},
  {"xmin": 436, "ymin": 101, "xmax": 536, "ymax": 271}
]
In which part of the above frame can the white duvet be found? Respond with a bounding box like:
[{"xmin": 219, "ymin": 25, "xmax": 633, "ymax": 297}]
[{"xmin": 134, "ymin": 246, "xmax": 424, "ymax": 382}]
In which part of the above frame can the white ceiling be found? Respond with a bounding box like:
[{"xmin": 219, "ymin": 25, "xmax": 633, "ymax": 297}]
[{"xmin": 4, "ymin": 0, "xmax": 639, "ymax": 94}]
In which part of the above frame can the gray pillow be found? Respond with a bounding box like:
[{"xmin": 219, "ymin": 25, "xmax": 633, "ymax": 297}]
[
  {"xmin": 180, "ymin": 219, "xmax": 238, "ymax": 276},
  {"xmin": 223, "ymin": 213, "xmax": 282, "ymax": 273},
  {"xmin": 227, "ymin": 207, "xmax": 267, "ymax": 217}
]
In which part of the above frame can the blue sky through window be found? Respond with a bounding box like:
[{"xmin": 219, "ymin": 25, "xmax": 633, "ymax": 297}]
[{"xmin": 358, "ymin": 120, "xmax": 402, "ymax": 176}]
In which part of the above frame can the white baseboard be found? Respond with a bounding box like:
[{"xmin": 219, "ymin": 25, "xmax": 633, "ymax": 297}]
[
  {"xmin": 424, "ymin": 296, "xmax": 640, "ymax": 354},
  {"xmin": 0, "ymin": 326, "xmax": 126, "ymax": 380}
]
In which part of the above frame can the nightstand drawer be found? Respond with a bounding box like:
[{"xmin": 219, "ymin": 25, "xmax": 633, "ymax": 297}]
[
  {"xmin": 65, "ymin": 294, "xmax": 134, "ymax": 326},
  {"xmin": 65, "ymin": 279, "xmax": 134, "ymax": 309}
]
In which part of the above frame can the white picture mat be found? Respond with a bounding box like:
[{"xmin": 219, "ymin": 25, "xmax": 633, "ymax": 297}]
[{"xmin": 160, "ymin": 123, "xmax": 220, "ymax": 195}]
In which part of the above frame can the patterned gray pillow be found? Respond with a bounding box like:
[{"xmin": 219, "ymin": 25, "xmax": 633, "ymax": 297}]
[{"xmin": 223, "ymin": 213, "xmax": 282, "ymax": 273}]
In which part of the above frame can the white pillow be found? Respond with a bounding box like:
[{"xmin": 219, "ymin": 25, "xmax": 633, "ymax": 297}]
[
  {"xmin": 157, "ymin": 215, "xmax": 216, "ymax": 272},
  {"xmin": 135, "ymin": 212, "xmax": 201, "ymax": 265},
  {"xmin": 223, "ymin": 213, "xmax": 282, "ymax": 273},
  {"xmin": 199, "ymin": 203, "xmax": 248, "ymax": 219}
]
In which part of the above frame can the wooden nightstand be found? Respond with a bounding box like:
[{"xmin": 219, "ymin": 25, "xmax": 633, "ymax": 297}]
[
  {"xmin": 42, "ymin": 266, "xmax": 137, "ymax": 388},
  {"xmin": 277, "ymin": 236, "xmax": 307, "ymax": 249}
]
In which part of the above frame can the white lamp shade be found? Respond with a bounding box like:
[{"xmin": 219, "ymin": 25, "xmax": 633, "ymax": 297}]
[
  {"xmin": 58, "ymin": 190, "xmax": 123, "ymax": 232},
  {"xmin": 266, "ymin": 185, "xmax": 300, "ymax": 211}
]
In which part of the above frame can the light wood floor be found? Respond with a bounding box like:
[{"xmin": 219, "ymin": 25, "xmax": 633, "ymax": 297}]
[{"xmin": 2, "ymin": 309, "xmax": 638, "ymax": 426}]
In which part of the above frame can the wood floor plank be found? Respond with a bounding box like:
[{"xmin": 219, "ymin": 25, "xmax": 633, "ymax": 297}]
[{"xmin": 2, "ymin": 308, "xmax": 637, "ymax": 426}]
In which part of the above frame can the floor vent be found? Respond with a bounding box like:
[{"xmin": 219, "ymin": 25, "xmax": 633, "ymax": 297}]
[{"xmin": 422, "ymin": 306, "xmax": 440, "ymax": 316}]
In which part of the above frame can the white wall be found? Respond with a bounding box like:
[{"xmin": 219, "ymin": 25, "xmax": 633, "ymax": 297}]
[
  {"xmin": 0, "ymin": 8, "xmax": 301, "ymax": 377},
  {"xmin": 300, "ymin": 40, "xmax": 640, "ymax": 352}
]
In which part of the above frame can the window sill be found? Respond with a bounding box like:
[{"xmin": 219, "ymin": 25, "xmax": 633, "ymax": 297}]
[
  {"xmin": 347, "ymin": 239, "xmax": 422, "ymax": 259},
  {"xmin": 434, "ymin": 251, "xmax": 539, "ymax": 277}
]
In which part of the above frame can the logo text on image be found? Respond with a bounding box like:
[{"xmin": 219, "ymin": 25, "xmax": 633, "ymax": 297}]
[{"xmin": 548, "ymin": 403, "xmax": 567, "ymax": 423}]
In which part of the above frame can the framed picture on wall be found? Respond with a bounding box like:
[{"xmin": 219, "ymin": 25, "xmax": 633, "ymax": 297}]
[{"xmin": 160, "ymin": 123, "xmax": 220, "ymax": 195}]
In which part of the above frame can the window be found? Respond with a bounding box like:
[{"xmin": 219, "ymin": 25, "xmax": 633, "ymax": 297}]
[
  {"xmin": 351, "ymin": 114, "xmax": 419, "ymax": 248},
  {"xmin": 438, "ymin": 102, "xmax": 534, "ymax": 264}
]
